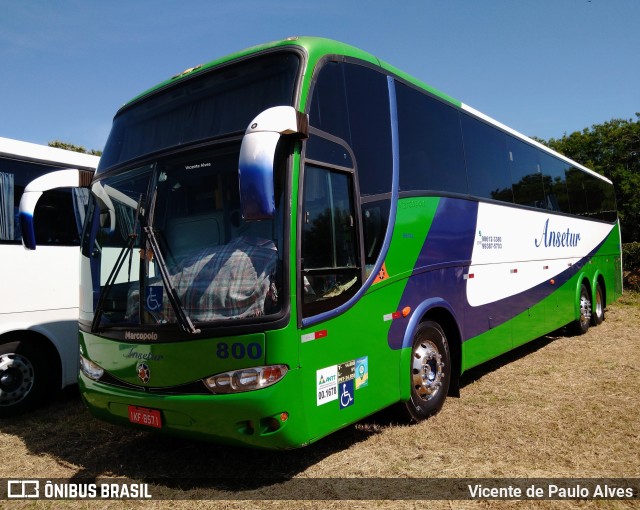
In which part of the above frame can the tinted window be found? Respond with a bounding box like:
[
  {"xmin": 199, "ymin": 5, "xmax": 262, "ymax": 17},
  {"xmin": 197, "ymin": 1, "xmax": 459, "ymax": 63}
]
[
  {"xmin": 99, "ymin": 52, "xmax": 300, "ymax": 173},
  {"xmin": 583, "ymin": 172, "xmax": 617, "ymax": 221},
  {"xmin": 566, "ymin": 167, "xmax": 617, "ymax": 221},
  {"xmin": 396, "ymin": 82, "xmax": 467, "ymax": 194},
  {"xmin": 566, "ymin": 167, "xmax": 588, "ymax": 216},
  {"xmin": 540, "ymin": 153, "xmax": 570, "ymax": 213},
  {"xmin": 461, "ymin": 115, "xmax": 513, "ymax": 202},
  {"xmin": 305, "ymin": 135, "xmax": 353, "ymax": 168},
  {"xmin": 0, "ymin": 157, "xmax": 84, "ymax": 245},
  {"xmin": 308, "ymin": 62, "xmax": 392, "ymax": 196},
  {"xmin": 362, "ymin": 199, "xmax": 391, "ymax": 268},
  {"xmin": 508, "ymin": 137, "xmax": 545, "ymax": 208}
]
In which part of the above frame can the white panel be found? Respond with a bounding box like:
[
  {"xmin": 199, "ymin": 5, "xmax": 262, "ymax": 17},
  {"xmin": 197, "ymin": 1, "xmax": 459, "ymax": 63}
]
[{"xmin": 466, "ymin": 203, "xmax": 614, "ymax": 306}]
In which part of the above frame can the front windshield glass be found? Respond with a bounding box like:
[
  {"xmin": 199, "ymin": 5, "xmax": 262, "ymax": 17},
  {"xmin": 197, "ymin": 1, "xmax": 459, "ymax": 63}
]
[
  {"xmin": 82, "ymin": 145, "xmax": 284, "ymax": 331},
  {"xmin": 98, "ymin": 51, "xmax": 300, "ymax": 173}
]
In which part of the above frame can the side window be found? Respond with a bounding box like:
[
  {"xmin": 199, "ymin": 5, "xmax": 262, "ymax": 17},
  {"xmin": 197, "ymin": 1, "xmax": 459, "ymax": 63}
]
[
  {"xmin": 396, "ymin": 81, "xmax": 467, "ymax": 194},
  {"xmin": 596, "ymin": 178, "xmax": 617, "ymax": 222},
  {"xmin": 461, "ymin": 115, "xmax": 513, "ymax": 202},
  {"xmin": 362, "ymin": 199, "xmax": 390, "ymax": 269},
  {"xmin": 566, "ymin": 167, "xmax": 616, "ymax": 221},
  {"xmin": 34, "ymin": 189, "xmax": 86, "ymax": 246},
  {"xmin": 508, "ymin": 136, "xmax": 545, "ymax": 208},
  {"xmin": 566, "ymin": 167, "xmax": 588, "ymax": 216},
  {"xmin": 0, "ymin": 156, "xmax": 82, "ymax": 244},
  {"xmin": 301, "ymin": 166, "xmax": 360, "ymax": 317},
  {"xmin": 583, "ymin": 172, "xmax": 617, "ymax": 221},
  {"xmin": 308, "ymin": 61, "xmax": 392, "ymax": 197},
  {"xmin": 540, "ymin": 154, "xmax": 570, "ymax": 213}
]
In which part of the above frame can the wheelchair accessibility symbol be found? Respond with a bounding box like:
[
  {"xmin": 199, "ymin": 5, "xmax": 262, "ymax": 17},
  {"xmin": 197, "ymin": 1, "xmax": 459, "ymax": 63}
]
[
  {"xmin": 339, "ymin": 379, "xmax": 354, "ymax": 409},
  {"xmin": 145, "ymin": 286, "xmax": 163, "ymax": 312}
]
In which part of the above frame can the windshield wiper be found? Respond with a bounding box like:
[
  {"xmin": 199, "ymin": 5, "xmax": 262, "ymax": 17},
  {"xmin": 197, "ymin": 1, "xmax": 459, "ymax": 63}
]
[
  {"xmin": 144, "ymin": 226, "xmax": 201, "ymax": 335},
  {"xmin": 91, "ymin": 197, "xmax": 143, "ymax": 332}
]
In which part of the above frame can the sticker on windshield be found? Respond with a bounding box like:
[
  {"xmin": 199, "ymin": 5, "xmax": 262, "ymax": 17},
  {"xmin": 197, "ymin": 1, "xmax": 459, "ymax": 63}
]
[{"xmin": 145, "ymin": 286, "xmax": 163, "ymax": 312}]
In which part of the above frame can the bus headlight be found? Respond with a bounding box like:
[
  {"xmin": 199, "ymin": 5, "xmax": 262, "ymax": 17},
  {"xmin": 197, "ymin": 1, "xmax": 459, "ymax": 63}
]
[
  {"xmin": 79, "ymin": 354, "xmax": 104, "ymax": 381},
  {"xmin": 203, "ymin": 365, "xmax": 288, "ymax": 394}
]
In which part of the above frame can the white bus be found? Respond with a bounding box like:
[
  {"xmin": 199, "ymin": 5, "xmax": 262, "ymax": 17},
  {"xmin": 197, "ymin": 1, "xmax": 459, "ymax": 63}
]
[{"xmin": 0, "ymin": 137, "xmax": 98, "ymax": 416}]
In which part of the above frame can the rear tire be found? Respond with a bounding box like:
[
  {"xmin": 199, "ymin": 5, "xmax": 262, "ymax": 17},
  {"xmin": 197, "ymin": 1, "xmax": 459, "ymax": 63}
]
[
  {"xmin": 0, "ymin": 339, "xmax": 53, "ymax": 417},
  {"xmin": 592, "ymin": 281, "xmax": 605, "ymax": 326},
  {"xmin": 402, "ymin": 321, "xmax": 451, "ymax": 422},
  {"xmin": 571, "ymin": 283, "xmax": 592, "ymax": 336}
]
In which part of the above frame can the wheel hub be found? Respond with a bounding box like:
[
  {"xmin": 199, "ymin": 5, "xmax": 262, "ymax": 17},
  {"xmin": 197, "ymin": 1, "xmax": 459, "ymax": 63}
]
[
  {"xmin": 0, "ymin": 353, "xmax": 34, "ymax": 406},
  {"xmin": 411, "ymin": 340, "xmax": 444, "ymax": 402},
  {"xmin": 580, "ymin": 293, "xmax": 592, "ymax": 325}
]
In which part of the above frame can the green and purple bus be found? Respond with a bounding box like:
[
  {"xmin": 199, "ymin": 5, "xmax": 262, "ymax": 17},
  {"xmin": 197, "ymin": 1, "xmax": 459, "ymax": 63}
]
[{"xmin": 23, "ymin": 37, "xmax": 622, "ymax": 448}]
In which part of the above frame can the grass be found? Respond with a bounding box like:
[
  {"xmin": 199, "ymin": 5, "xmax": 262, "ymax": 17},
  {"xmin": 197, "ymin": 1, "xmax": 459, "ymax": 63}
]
[{"xmin": 1, "ymin": 292, "xmax": 638, "ymax": 509}]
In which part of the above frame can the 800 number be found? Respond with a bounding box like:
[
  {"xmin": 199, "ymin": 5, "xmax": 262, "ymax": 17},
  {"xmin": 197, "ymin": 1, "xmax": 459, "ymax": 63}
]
[{"xmin": 216, "ymin": 342, "xmax": 262, "ymax": 360}]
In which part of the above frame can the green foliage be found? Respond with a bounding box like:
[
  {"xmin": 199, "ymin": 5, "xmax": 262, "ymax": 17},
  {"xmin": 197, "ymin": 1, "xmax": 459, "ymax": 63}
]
[
  {"xmin": 541, "ymin": 114, "xmax": 640, "ymax": 242},
  {"xmin": 48, "ymin": 140, "xmax": 102, "ymax": 156},
  {"xmin": 622, "ymin": 243, "xmax": 640, "ymax": 272},
  {"xmin": 623, "ymin": 243, "xmax": 640, "ymax": 291}
]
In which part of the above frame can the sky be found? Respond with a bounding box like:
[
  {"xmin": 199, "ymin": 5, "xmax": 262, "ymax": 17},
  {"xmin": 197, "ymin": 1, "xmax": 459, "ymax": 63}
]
[{"xmin": 1, "ymin": 0, "xmax": 638, "ymax": 152}]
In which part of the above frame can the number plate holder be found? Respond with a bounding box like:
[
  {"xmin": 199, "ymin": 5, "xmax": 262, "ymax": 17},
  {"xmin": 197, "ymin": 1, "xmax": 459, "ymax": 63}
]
[{"xmin": 128, "ymin": 405, "xmax": 162, "ymax": 429}]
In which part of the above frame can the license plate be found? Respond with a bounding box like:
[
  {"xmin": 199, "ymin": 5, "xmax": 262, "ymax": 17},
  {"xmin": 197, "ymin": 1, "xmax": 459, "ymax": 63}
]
[{"xmin": 128, "ymin": 405, "xmax": 162, "ymax": 429}]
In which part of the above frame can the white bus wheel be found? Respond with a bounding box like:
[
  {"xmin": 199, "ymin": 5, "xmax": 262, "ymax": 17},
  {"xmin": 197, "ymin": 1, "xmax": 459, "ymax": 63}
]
[{"xmin": 0, "ymin": 340, "xmax": 52, "ymax": 417}]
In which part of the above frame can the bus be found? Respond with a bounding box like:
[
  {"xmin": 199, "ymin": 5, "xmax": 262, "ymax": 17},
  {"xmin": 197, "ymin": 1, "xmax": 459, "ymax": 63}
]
[
  {"xmin": 21, "ymin": 37, "xmax": 621, "ymax": 448},
  {"xmin": 0, "ymin": 137, "xmax": 97, "ymax": 416}
]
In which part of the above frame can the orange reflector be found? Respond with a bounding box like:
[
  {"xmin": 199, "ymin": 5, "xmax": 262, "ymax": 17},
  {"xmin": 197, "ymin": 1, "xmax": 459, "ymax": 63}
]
[
  {"xmin": 280, "ymin": 412, "xmax": 289, "ymax": 422},
  {"xmin": 550, "ymin": 279, "xmax": 555, "ymax": 285},
  {"xmin": 402, "ymin": 306, "xmax": 411, "ymax": 317}
]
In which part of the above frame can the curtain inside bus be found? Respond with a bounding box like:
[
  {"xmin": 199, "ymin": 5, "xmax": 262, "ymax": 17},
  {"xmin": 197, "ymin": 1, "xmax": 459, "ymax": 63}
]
[{"xmin": 0, "ymin": 172, "xmax": 15, "ymax": 240}]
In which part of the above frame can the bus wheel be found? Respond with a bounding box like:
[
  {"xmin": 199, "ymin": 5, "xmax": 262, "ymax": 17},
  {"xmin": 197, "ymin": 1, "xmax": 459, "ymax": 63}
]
[
  {"xmin": 592, "ymin": 282, "xmax": 605, "ymax": 326},
  {"xmin": 403, "ymin": 321, "xmax": 451, "ymax": 422},
  {"xmin": 0, "ymin": 340, "xmax": 51, "ymax": 417},
  {"xmin": 571, "ymin": 283, "xmax": 592, "ymax": 335}
]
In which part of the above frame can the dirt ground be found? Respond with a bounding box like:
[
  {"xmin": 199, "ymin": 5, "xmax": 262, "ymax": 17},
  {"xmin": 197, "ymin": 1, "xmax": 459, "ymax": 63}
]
[{"xmin": 1, "ymin": 292, "xmax": 638, "ymax": 510}]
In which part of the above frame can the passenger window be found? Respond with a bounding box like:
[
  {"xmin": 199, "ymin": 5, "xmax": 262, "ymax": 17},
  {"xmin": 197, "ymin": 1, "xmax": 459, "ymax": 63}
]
[
  {"xmin": 461, "ymin": 115, "xmax": 513, "ymax": 202},
  {"xmin": 508, "ymin": 137, "xmax": 545, "ymax": 208},
  {"xmin": 566, "ymin": 167, "xmax": 588, "ymax": 216},
  {"xmin": 301, "ymin": 165, "xmax": 360, "ymax": 317},
  {"xmin": 540, "ymin": 154, "xmax": 570, "ymax": 213},
  {"xmin": 396, "ymin": 82, "xmax": 467, "ymax": 194},
  {"xmin": 35, "ymin": 189, "xmax": 85, "ymax": 246}
]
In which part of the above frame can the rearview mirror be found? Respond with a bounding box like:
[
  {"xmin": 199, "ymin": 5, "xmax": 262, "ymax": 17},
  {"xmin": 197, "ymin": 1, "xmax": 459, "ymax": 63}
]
[{"xmin": 239, "ymin": 106, "xmax": 308, "ymax": 220}]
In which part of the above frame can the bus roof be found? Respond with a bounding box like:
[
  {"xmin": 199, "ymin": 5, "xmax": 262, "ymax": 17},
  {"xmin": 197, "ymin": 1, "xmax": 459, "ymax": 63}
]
[{"xmin": 0, "ymin": 136, "xmax": 99, "ymax": 170}]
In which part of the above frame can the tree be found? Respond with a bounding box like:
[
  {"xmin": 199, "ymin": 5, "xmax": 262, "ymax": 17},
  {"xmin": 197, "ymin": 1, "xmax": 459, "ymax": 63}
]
[
  {"xmin": 540, "ymin": 114, "xmax": 640, "ymax": 243},
  {"xmin": 48, "ymin": 140, "xmax": 102, "ymax": 156}
]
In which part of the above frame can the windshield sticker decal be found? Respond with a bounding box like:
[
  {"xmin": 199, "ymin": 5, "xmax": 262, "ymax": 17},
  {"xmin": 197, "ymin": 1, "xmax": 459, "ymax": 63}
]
[{"xmin": 145, "ymin": 286, "xmax": 163, "ymax": 312}]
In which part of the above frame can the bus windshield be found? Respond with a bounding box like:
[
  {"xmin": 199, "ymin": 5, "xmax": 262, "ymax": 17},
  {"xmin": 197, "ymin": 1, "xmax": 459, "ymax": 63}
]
[
  {"xmin": 83, "ymin": 145, "xmax": 284, "ymax": 332},
  {"xmin": 97, "ymin": 51, "xmax": 300, "ymax": 173}
]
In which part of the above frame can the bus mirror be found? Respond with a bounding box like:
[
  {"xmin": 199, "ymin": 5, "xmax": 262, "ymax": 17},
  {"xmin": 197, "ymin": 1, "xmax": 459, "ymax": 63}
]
[
  {"xmin": 19, "ymin": 169, "xmax": 92, "ymax": 250},
  {"xmin": 239, "ymin": 106, "xmax": 308, "ymax": 220}
]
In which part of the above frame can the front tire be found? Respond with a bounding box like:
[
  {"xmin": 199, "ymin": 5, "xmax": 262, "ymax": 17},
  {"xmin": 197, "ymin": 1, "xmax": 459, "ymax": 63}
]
[
  {"xmin": 0, "ymin": 339, "xmax": 53, "ymax": 417},
  {"xmin": 403, "ymin": 321, "xmax": 451, "ymax": 422}
]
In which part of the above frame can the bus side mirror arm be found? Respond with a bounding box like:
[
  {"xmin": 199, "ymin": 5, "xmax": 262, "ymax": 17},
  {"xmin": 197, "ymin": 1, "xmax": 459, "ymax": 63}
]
[
  {"xmin": 19, "ymin": 168, "xmax": 92, "ymax": 250},
  {"xmin": 238, "ymin": 106, "xmax": 308, "ymax": 221}
]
